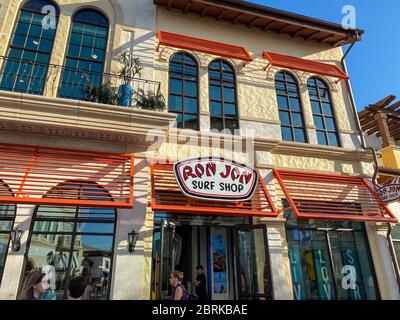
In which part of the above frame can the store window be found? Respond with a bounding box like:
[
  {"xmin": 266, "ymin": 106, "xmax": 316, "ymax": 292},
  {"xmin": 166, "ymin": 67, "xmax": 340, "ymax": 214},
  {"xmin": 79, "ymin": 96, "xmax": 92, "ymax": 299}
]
[
  {"xmin": 209, "ymin": 59, "xmax": 239, "ymax": 134},
  {"xmin": 58, "ymin": 9, "xmax": 109, "ymax": 100},
  {"xmin": 22, "ymin": 182, "xmax": 116, "ymax": 300},
  {"xmin": 391, "ymin": 224, "xmax": 400, "ymax": 268},
  {"xmin": 307, "ymin": 77, "xmax": 341, "ymax": 147},
  {"xmin": 0, "ymin": 181, "xmax": 16, "ymax": 285},
  {"xmin": 285, "ymin": 204, "xmax": 379, "ymax": 300},
  {"xmin": 275, "ymin": 71, "xmax": 307, "ymax": 143},
  {"xmin": 0, "ymin": 0, "xmax": 59, "ymax": 94},
  {"xmin": 168, "ymin": 52, "xmax": 199, "ymax": 130}
]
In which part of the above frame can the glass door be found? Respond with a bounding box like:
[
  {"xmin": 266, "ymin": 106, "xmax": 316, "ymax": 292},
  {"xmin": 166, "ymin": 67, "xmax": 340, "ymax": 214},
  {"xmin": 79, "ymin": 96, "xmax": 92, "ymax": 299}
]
[
  {"xmin": 152, "ymin": 220, "xmax": 177, "ymax": 300},
  {"xmin": 234, "ymin": 225, "xmax": 272, "ymax": 300}
]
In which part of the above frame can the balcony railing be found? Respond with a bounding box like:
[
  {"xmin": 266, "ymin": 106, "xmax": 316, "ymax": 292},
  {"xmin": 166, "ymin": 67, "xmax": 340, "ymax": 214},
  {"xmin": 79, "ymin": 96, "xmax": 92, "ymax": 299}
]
[{"xmin": 0, "ymin": 56, "xmax": 161, "ymax": 107}]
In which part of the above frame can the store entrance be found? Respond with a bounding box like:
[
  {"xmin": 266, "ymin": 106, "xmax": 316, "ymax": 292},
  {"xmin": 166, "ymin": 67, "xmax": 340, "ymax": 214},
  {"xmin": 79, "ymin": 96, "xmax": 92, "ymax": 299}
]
[{"xmin": 150, "ymin": 214, "xmax": 273, "ymax": 300}]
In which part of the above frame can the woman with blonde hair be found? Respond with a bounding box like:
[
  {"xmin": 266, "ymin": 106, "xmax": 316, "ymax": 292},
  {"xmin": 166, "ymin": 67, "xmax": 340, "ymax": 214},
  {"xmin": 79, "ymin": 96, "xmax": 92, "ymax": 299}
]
[
  {"xmin": 18, "ymin": 270, "xmax": 48, "ymax": 300},
  {"xmin": 169, "ymin": 270, "xmax": 187, "ymax": 300}
]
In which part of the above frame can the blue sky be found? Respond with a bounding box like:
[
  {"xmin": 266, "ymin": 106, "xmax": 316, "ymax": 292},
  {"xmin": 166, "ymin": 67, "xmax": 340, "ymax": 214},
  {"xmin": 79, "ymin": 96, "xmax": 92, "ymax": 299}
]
[{"xmin": 249, "ymin": 0, "xmax": 399, "ymax": 111}]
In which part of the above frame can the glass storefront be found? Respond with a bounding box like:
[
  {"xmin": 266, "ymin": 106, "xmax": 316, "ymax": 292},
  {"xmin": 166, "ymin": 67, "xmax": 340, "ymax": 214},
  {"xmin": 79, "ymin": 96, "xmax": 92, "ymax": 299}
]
[
  {"xmin": 0, "ymin": 181, "xmax": 16, "ymax": 285},
  {"xmin": 391, "ymin": 224, "xmax": 400, "ymax": 268},
  {"xmin": 22, "ymin": 183, "xmax": 116, "ymax": 300},
  {"xmin": 150, "ymin": 213, "xmax": 273, "ymax": 300},
  {"xmin": 286, "ymin": 216, "xmax": 379, "ymax": 300}
]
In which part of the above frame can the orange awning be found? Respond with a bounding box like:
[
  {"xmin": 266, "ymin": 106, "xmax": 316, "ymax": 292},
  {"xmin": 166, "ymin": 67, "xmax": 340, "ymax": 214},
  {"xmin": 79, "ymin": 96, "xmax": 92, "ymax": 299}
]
[
  {"xmin": 150, "ymin": 162, "xmax": 277, "ymax": 216},
  {"xmin": 0, "ymin": 144, "xmax": 134, "ymax": 208},
  {"xmin": 274, "ymin": 169, "xmax": 397, "ymax": 222},
  {"xmin": 263, "ymin": 51, "xmax": 349, "ymax": 80},
  {"xmin": 157, "ymin": 30, "xmax": 253, "ymax": 62}
]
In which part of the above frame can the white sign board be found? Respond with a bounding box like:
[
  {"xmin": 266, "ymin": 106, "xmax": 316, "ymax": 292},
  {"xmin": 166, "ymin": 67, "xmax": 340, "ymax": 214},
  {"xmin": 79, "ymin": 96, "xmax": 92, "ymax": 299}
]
[
  {"xmin": 173, "ymin": 157, "xmax": 258, "ymax": 201},
  {"xmin": 376, "ymin": 176, "xmax": 400, "ymax": 204}
]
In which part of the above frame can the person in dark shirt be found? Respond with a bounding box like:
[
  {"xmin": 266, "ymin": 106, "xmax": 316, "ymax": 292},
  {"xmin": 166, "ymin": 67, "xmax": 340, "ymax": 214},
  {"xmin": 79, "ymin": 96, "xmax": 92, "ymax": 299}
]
[{"xmin": 194, "ymin": 265, "xmax": 208, "ymax": 300}]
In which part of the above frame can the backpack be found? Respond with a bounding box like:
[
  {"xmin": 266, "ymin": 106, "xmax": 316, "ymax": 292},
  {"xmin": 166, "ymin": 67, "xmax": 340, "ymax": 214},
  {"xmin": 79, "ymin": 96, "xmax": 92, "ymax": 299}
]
[{"xmin": 178, "ymin": 284, "xmax": 197, "ymax": 301}]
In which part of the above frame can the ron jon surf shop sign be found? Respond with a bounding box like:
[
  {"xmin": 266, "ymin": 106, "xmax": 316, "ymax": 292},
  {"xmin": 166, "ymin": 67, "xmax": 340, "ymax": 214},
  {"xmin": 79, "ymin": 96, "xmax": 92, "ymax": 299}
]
[{"xmin": 173, "ymin": 157, "xmax": 258, "ymax": 201}]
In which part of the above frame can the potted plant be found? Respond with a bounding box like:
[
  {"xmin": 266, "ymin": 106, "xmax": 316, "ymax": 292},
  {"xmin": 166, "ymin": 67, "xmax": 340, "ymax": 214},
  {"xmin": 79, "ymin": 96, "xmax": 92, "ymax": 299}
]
[
  {"xmin": 117, "ymin": 51, "xmax": 143, "ymax": 107},
  {"xmin": 82, "ymin": 75, "xmax": 119, "ymax": 106},
  {"xmin": 134, "ymin": 89, "xmax": 166, "ymax": 111}
]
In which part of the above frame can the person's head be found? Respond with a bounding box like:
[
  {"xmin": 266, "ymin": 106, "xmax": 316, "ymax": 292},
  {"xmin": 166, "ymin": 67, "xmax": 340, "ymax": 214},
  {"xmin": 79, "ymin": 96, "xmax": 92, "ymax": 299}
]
[
  {"xmin": 169, "ymin": 270, "xmax": 183, "ymax": 287},
  {"xmin": 18, "ymin": 271, "xmax": 48, "ymax": 300},
  {"xmin": 195, "ymin": 265, "xmax": 204, "ymax": 275},
  {"xmin": 67, "ymin": 276, "xmax": 88, "ymax": 300}
]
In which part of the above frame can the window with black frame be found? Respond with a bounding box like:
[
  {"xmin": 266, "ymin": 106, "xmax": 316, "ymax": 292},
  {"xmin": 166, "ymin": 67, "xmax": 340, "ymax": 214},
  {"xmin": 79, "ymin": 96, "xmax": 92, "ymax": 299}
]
[
  {"xmin": 209, "ymin": 59, "xmax": 239, "ymax": 134},
  {"xmin": 58, "ymin": 9, "xmax": 109, "ymax": 100},
  {"xmin": 168, "ymin": 52, "xmax": 199, "ymax": 130},
  {"xmin": 0, "ymin": 181, "xmax": 16, "ymax": 285},
  {"xmin": 22, "ymin": 182, "xmax": 116, "ymax": 300},
  {"xmin": 0, "ymin": 0, "xmax": 59, "ymax": 94},
  {"xmin": 275, "ymin": 71, "xmax": 307, "ymax": 143},
  {"xmin": 307, "ymin": 77, "xmax": 341, "ymax": 147}
]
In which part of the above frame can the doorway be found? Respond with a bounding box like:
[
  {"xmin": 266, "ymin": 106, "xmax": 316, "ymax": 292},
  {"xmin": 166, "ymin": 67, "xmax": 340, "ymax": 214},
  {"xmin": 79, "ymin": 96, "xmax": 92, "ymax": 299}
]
[{"xmin": 150, "ymin": 213, "xmax": 273, "ymax": 300}]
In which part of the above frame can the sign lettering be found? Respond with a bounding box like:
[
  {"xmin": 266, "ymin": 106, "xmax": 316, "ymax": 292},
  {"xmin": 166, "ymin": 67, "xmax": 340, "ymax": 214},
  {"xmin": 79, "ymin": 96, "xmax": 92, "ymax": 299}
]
[
  {"xmin": 174, "ymin": 157, "xmax": 258, "ymax": 201},
  {"xmin": 375, "ymin": 177, "xmax": 400, "ymax": 204}
]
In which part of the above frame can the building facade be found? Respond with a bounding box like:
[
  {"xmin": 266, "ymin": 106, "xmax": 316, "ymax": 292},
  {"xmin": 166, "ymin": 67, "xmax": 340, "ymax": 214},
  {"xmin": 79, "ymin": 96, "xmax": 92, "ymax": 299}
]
[{"xmin": 0, "ymin": 0, "xmax": 398, "ymax": 300}]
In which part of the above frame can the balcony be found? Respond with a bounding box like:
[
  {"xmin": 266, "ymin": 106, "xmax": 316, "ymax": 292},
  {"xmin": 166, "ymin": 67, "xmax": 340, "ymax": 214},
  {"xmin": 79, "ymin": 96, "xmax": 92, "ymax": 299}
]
[{"xmin": 0, "ymin": 56, "xmax": 176, "ymax": 149}]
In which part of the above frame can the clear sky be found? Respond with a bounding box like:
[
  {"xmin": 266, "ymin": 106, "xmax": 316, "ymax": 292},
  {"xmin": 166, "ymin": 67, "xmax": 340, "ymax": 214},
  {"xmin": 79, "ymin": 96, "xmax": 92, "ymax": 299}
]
[{"xmin": 248, "ymin": 0, "xmax": 400, "ymax": 111}]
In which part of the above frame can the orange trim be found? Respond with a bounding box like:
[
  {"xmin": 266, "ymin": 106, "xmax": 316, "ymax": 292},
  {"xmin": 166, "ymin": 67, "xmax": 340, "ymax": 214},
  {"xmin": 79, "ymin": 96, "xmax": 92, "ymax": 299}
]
[
  {"xmin": 0, "ymin": 144, "xmax": 134, "ymax": 208},
  {"xmin": 17, "ymin": 148, "xmax": 37, "ymax": 197},
  {"xmin": 273, "ymin": 169, "xmax": 397, "ymax": 223},
  {"xmin": 263, "ymin": 51, "xmax": 349, "ymax": 80},
  {"xmin": 157, "ymin": 30, "xmax": 253, "ymax": 62},
  {"xmin": 150, "ymin": 162, "xmax": 278, "ymax": 217}
]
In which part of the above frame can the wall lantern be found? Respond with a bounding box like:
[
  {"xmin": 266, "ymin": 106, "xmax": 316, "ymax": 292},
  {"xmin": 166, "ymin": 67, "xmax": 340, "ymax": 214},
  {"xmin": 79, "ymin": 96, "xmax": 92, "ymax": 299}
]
[
  {"xmin": 128, "ymin": 228, "xmax": 139, "ymax": 253},
  {"xmin": 10, "ymin": 227, "xmax": 24, "ymax": 251}
]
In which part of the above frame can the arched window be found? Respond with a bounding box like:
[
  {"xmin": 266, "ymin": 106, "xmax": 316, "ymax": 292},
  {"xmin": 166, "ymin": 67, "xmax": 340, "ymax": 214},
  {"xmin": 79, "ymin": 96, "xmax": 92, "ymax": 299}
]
[
  {"xmin": 168, "ymin": 52, "xmax": 199, "ymax": 130},
  {"xmin": 59, "ymin": 9, "xmax": 109, "ymax": 100},
  {"xmin": 23, "ymin": 182, "xmax": 116, "ymax": 300},
  {"xmin": 307, "ymin": 77, "xmax": 340, "ymax": 147},
  {"xmin": 0, "ymin": 0, "xmax": 59, "ymax": 94},
  {"xmin": 0, "ymin": 181, "xmax": 17, "ymax": 285},
  {"xmin": 275, "ymin": 71, "xmax": 307, "ymax": 142},
  {"xmin": 209, "ymin": 60, "xmax": 238, "ymax": 134}
]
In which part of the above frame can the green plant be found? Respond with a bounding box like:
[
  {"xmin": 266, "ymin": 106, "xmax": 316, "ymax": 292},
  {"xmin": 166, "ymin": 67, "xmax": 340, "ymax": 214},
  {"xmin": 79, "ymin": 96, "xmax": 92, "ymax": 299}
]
[
  {"xmin": 82, "ymin": 76, "xmax": 119, "ymax": 106},
  {"xmin": 134, "ymin": 89, "xmax": 166, "ymax": 111},
  {"xmin": 117, "ymin": 51, "xmax": 143, "ymax": 83}
]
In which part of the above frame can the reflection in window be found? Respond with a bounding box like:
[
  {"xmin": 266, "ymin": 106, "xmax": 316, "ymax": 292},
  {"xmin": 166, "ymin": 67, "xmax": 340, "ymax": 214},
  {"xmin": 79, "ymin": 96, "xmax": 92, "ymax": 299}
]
[
  {"xmin": 285, "ymin": 203, "xmax": 379, "ymax": 300},
  {"xmin": 168, "ymin": 52, "xmax": 199, "ymax": 130},
  {"xmin": 0, "ymin": 0, "xmax": 59, "ymax": 94},
  {"xmin": 392, "ymin": 224, "xmax": 400, "ymax": 272},
  {"xmin": 275, "ymin": 71, "xmax": 307, "ymax": 143},
  {"xmin": 307, "ymin": 77, "xmax": 340, "ymax": 147},
  {"xmin": 58, "ymin": 9, "xmax": 109, "ymax": 100},
  {"xmin": 23, "ymin": 182, "xmax": 116, "ymax": 300},
  {"xmin": 0, "ymin": 181, "xmax": 16, "ymax": 285},
  {"xmin": 209, "ymin": 60, "xmax": 239, "ymax": 134}
]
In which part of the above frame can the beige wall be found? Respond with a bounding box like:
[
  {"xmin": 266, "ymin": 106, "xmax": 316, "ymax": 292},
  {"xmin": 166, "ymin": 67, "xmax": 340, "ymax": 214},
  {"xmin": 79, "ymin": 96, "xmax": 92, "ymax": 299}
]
[{"xmin": 155, "ymin": 8, "xmax": 360, "ymax": 148}]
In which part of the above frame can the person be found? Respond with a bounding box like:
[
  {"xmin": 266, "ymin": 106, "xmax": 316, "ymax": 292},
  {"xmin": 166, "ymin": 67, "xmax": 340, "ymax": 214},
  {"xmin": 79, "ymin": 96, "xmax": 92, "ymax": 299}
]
[
  {"xmin": 169, "ymin": 270, "xmax": 187, "ymax": 300},
  {"xmin": 241, "ymin": 272, "xmax": 249, "ymax": 296},
  {"xmin": 67, "ymin": 276, "xmax": 88, "ymax": 300},
  {"xmin": 101, "ymin": 274, "xmax": 108, "ymax": 295},
  {"xmin": 194, "ymin": 265, "xmax": 208, "ymax": 300},
  {"xmin": 17, "ymin": 270, "xmax": 48, "ymax": 300}
]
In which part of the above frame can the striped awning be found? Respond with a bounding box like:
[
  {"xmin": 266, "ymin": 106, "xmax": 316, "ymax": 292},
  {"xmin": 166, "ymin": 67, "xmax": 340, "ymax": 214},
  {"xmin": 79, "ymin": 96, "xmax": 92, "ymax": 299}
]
[
  {"xmin": 0, "ymin": 144, "xmax": 133, "ymax": 208},
  {"xmin": 274, "ymin": 169, "xmax": 397, "ymax": 222},
  {"xmin": 150, "ymin": 162, "xmax": 278, "ymax": 216}
]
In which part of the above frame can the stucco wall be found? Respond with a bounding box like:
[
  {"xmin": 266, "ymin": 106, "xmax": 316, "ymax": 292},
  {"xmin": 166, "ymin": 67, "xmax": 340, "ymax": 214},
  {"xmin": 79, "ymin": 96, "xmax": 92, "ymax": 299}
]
[{"xmin": 155, "ymin": 8, "xmax": 359, "ymax": 147}]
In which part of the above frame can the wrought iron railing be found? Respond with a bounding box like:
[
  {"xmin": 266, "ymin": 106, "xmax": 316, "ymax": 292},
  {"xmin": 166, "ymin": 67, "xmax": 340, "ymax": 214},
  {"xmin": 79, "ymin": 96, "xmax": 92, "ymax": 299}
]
[{"xmin": 0, "ymin": 56, "xmax": 161, "ymax": 108}]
